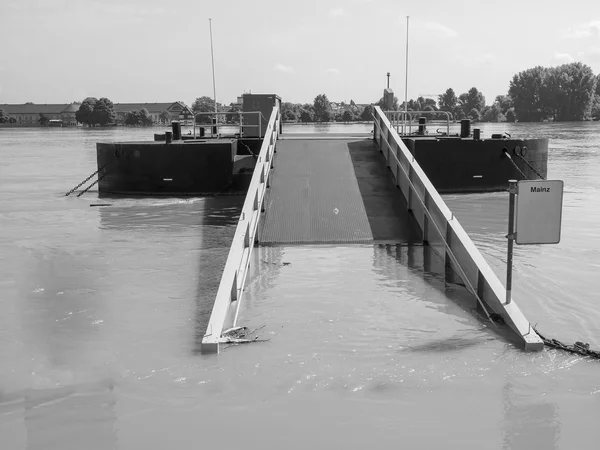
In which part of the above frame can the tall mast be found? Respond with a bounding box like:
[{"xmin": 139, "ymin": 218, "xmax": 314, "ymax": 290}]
[
  {"xmin": 209, "ymin": 18, "xmax": 217, "ymax": 115},
  {"xmin": 404, "ymin": 16, "xmax": 409, "ymax": 131}
]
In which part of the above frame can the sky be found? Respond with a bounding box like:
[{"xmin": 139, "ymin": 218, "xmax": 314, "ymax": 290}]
[{"xmin": 1, "ymin": 0, "xmax": 600, "ymax": 107}]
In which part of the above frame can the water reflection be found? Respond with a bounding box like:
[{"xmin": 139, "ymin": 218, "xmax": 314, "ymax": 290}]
[
  {"xmin": 502, "ymin": 380, "xmax": 560, "ymax": 450},
  {"xmin": 23, "ymin": 380, "xmax": 117, "ymax": 450},
  {"xmin": 18, "ymin": 247, "xmax": 105, "ymax": 369}
]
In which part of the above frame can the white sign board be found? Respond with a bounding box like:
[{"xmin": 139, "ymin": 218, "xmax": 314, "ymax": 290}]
[{"xmin": 515, "ymin": 180, "xmax": 564, "ymax": 245}]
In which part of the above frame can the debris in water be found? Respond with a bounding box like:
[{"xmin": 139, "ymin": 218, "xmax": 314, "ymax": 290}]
[{"xmin": 220, "ymin": 324, "xmax": 270, "ymax": 346}]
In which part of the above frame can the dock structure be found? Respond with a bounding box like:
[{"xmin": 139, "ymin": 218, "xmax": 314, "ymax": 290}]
[{"xmin": 201, "ymin": 106, "xmax": 544, "ymax": 354}]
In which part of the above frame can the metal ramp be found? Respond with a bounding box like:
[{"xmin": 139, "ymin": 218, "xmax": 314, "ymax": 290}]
[
  {"xmin": 201, "ymin": 105, "xmax": 544, "ymax": 354},
  {"xmin": 259, "ymin": 138, "xmax": 421, "ymax": 245}
]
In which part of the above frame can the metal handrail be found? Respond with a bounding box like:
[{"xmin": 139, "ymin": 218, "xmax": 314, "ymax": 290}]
[
  {"xmin": 384, "ymin": 110, "xmax": 453, "ymax": 136},
  {"xmin": 372, "ymin": 106, "xmax": 543, "ymax": 351},
  {"xmin": 193, "ymin": 111, "xmax": 263, "ymax": 138},
  {"xmin": 201, "ymin": 105, "xmax": 280, "ymax": 354}
]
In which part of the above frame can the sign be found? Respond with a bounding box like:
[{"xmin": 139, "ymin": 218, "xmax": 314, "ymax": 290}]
[{"xmin": 515, "ymin": 180, "xmax": 564, "ymax": 245}]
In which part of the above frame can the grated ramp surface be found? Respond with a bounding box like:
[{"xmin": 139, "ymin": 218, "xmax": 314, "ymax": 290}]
[
  {"xmin": 259, "ymin": 139, "xmax": 421, "ymax": 245},
  {"xmin": 260, "ymin": 140, "xmax": 373, "ymax": 244}
]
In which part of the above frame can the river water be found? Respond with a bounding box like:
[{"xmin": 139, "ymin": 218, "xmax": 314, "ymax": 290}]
[{"xmin": 0, "ymin": 122, "xmax": 598, "ymax": 449}]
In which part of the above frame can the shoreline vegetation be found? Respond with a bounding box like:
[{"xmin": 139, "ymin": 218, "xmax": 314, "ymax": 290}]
[{"xmin": 2, "ymin": 62, "xmax": 599, "ymax": 128}]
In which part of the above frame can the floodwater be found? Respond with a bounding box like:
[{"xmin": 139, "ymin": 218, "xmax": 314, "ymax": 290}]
[{"xmin": 1, "ymin": 122, "xmax": 599, "ymax": 449}]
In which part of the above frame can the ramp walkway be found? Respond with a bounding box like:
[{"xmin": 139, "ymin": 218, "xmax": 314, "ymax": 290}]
[
  {"xmin": 259, "ymin": 138, "xmax": 421, "ymax": 245},
  {"xmin": 201, "ymin": 105, "xmax": 544, "ymax": 354}
]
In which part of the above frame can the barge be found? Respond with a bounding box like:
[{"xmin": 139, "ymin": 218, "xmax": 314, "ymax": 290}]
[{"xmin": 95, "ymin": 93, "xmax": 548, "ymax": 196}]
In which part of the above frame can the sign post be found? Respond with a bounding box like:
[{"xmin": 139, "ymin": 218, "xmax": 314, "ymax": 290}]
[
  {"xmin": 506, "ymin": 180, "xmax": 517, "ymax": 304},
  {"xmin": 505, "ymin": 179, "xmax": 564, "ymax": 304}
]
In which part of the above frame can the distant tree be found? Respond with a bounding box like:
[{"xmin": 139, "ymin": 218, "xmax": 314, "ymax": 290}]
[
  {"xmin": 313, "ymin": 94, "xmax": 332, "ymax": 122},
  {"xmin": 543, "ymin": 62, "xmax": 596, "ymax": 121},
  {"xmin": 592, "ymin": 75, "xmax": 600, "ymax": 120},
  {"xmin": 281, "ymin": 102, "xmax": 301, "ymax": 123},
  {"xmin": 378, "ymin": 96, "xmax": 399, "ymax": 110},
  {"xmin": 350, "ymin": 99, "xmax": 356, "ymax": 107},
  {"xmin": 283, "ymin": 109, "xmax": 298, "ymax": 122},
  {"xmin": 458, "ymin": 87, "xmax": 486, "ymax": 117},
  {"xmin": 342, "ymin": 110, "xmax": 353, "ymax": 122},
  {"xmin": 438, "ymin": 88, "xmax": 457, "ymax": 113},
  {"xmin": 422, "ymin": 98, "xmax": 438, "ymax": 110},
  {"xmin": 360, "ymin": 104, "xmax": 374, "ymax": 121},
  {"xmin": 508, "ymin": 66, "xmax": 547, "ymax": 122},
  {"xmin": 24, "ymin": 102, "xmax": 34, "ymax": 105},
  {"xmin": 495, "ymin": 95, "xmax": 513, "ymax": 114},
  {"xmin": 75, "ymin": 97, "xmax": 98, "ymax": 126},
  {"xmin": 159, "ymin": 111, "xmax": 170, "ymax": 124},
  {"xmin": 192, "ymin": 96, "xmax": 215, "ymax": 113},
  {"xmin": 481, "ymin": 103, "xmax": 506, "ymax": 122},
  {"xmin": 124, "ymin": 111, "xmax": 138, "ymax": 126},
  {"xmin": 299, "ymin": 108, "xmax": 314, "ymax": 122},
  {"xmin": 192, "ymin": 96, "xmax": 217, "ymax": 124},
  {"xmin": 591, "ymin": 95, "xmax": 600, "ymax": 120},
  {"xmin": 0, "ymin": 108, "xmax": 12, "ymax": 123},
  {"xmin": 124, "ymin": 108, "xmax": 153, "ymax": 126},
  {"xmin": 38, "ymin": 113, "xmax": 49, "ymax": 126},
  {"xmin": 139, "ymin": 108, "xmax": 153, "ymax": 126},
  {"xmin": 93, "ymin": 97, "xmax": 116, "ymax": 126},
  {"xmin": 321, "ymin": 109, "xmax": 333, "ymax": 122},
  {"xmin": 468, "ymin": 108, "xmax": 481, "ymax": 121},
  {"xmin": 225, "ymin": 103, "xmax": 240, "ymax": 124},
  {"xmin": 505, "ymin": 108, "xmax": 517, "ymax": 122}
]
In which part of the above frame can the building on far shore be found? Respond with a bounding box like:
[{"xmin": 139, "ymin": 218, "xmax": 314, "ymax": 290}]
[
  {"xmin": 0, "ymin": 103, "xmax": 79, "ymax": 126},
  {"xmin": 113, "ymin": 101, "xmax": 194, "ymax": 124},
  {"xmin": 1, "ymin": 101, "xmax": 194, "ymax": 126}
]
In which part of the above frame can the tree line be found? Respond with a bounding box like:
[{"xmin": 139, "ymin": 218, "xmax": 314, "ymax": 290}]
[
  {"xmin": 4, "ymin": 62, "xmax": 599, "ymax": 126},
  {"xmin": 74, "ymin": 97, "xmax": 171, "ymax": 127}
]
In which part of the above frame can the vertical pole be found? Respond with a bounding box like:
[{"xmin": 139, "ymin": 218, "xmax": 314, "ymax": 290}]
[
  {"xmin": 209, "ymin": 18, "xmax": 218, "ymax": 124},
  {"xmin": 387, "ymin": 72, "xmax": 390, "ymax": 89},
  {"xmin": 506, "ymin": 179, "xmax": 517, "ymax": 304},
  {"xmin": 403, "ymin": 16, "xmax": 409, "ymax": 136}
]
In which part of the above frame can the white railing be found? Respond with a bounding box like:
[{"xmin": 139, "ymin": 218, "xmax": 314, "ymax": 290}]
[
  {"xmin": 201, "ymin": 105, "xmax": 280, "ymax": 354},
  {"xmin": 384, "ymin": 110, "xmax": 453, "ymax": 136},
  {"xmin": 372, "ymin": 106, "xmax": 543, "ymax": 351},
  {"xmin": 193, "ymin": 111, "xmax": 262, "ymax": 138}
]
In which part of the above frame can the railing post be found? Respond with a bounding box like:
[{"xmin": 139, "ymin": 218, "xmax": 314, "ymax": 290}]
[{"xmin": 423, "ymin": 192, "xmax": 429, "ymax": 243}]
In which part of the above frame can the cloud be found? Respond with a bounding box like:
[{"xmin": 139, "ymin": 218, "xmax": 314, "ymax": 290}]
[
  {"xmin": 455, "ymin": 53, "xmax": 496, "ymax": 67},
  {"xmin": 563, "ymin": 20, "xmax": 600, "ymax": 39},
  {"xmin": 552, "ymin": 52, "xmax": 575, "ymax": 64},
  {"xmin": 275, "ymin": 63, "xmax": 294, "ymax": 73},
  {"xmin": 325, "ymin": 68, "xmax": 340, "ymax": 75},
  {"xmin": 423, "ymin": 22, "xmax": 458, "ymax": 38},
  {"xmin": 585, "ymin": 47, "xmax": 600, "ymax": 63},
  {"xmin": 330, "ymin": 8, "xmax": 345, "ymax": 17}
]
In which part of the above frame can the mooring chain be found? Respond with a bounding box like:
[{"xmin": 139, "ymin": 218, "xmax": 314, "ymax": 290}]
[
  {"xmin": 65, "ymin": 164, "xmax": 109, "ymax": 196},
  {"xmin": 503, "ymin": 150, "xmax": 527, "ymax": 179},
  {"xmin": 76, "ymin": 164, "xmax": 114, "ymax": 197},
  {"xmin": 534, "ymin": 327, "xmax": 600, "ymax": 360},
  {"xmin": 513, "ymin": 152, "xmax": 546, "ymax": 180}
]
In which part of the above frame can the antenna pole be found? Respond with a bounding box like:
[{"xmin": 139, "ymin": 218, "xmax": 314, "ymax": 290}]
[
  {"xmin": 404, "ymin": 16, "xmax": 409, "ymax": 133},
  {"xmin": 209, "ymin": 18, "xmax": 217, "ymax": 115}
]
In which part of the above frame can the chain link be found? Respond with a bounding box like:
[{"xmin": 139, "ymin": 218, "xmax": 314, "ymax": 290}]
[
  {"xmin": 65, "ymin": 164, "xmax": 109, "ymax": 196},
  {"xmin": 503, "ymin": 151, "xmax": 527, "ymax": 179},
  {"xmin": 513, "ymin": 152, "xmax": 546, "ymax": 180},
  {"xmin": 76, "ymin": 164, "xmax": 114, "ymax": 197},
  {"xmin": 534, "ymin": 327, "xmax": 600, "ymax": 359}
]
